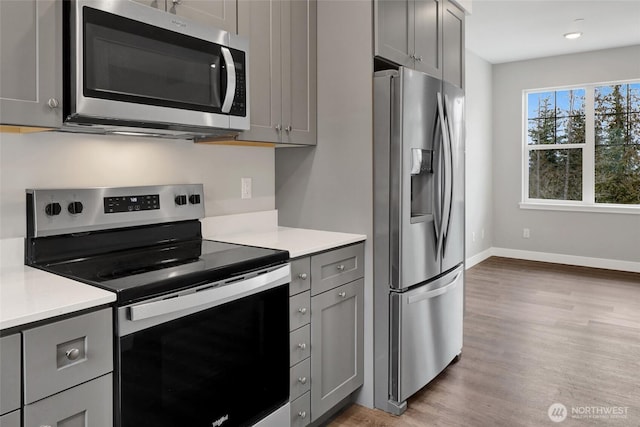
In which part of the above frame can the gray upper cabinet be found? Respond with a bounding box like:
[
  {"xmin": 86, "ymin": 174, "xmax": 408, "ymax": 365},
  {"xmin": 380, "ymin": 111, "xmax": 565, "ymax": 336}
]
[
  {"xmin": 237, "ymin": 0, "xmax": 317, "ymax": 145},
  {"xmin": 374, "ymin": 0, "xmax": 442, "ymax": 78},
  {"xmin": 0, "ymin": 0, "xmax": 62, "ymax": 129},
  {"xmin": 134, "ymin": 0, "xmax": 237, "ymax": 34},
  {"xmin": 443, "ymin": 0, "xmax": 464, "ymax": 89}
]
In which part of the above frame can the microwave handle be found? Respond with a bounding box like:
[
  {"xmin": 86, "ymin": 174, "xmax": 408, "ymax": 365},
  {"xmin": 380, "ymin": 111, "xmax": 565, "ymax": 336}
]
[{"xmin": 221, "ymin": 47, "xmax": 236, "ymax": 113}]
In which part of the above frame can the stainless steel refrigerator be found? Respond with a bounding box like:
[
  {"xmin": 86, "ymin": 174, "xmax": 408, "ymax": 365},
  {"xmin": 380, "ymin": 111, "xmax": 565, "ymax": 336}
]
[{"xmin": 373, "ymin": 67, "xmax": 465, "ymax": 415}]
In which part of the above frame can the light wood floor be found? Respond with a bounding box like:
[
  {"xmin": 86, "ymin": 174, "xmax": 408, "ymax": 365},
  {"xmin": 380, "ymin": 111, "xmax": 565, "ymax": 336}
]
[{"xmin": 328, "ymin": 257, "xmax": 640, "ymax": 427}]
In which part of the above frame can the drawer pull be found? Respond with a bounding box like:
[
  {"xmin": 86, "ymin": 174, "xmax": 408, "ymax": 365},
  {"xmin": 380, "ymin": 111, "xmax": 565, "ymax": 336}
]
[
  {"xmin": 337, "ymin": 264, "xmax": 345, "ymax": 271},
  {"xmin": 338, "ymin": 292, "xmax": 347, "ymax": 298},
  {"xmin": 297, "ymin": 343, "xmax": 307, "ymax": 350},
  {"xmin": 298, "ymin": 376, "xmax": 307, "ymax": 384},
  {"xmin": 65, "ymin": 348, "xmax": 81, "ymax": 361},
  {"xmin": 298, "ymin": 411, "xmax": 307, "ymax": 419},
  {"xmin": 298, "ymin": 273, "xmax": 308, "ymax": 280},
  {"xmin": 298, "ymin": 307, "xmax": 307, "ymax": 315}
]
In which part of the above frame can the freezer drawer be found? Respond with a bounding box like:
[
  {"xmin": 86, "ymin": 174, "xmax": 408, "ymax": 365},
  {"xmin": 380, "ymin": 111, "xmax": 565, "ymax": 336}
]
[{"xmin": 390, "ymin": 267, "xmax": 463, "ymax": 403}]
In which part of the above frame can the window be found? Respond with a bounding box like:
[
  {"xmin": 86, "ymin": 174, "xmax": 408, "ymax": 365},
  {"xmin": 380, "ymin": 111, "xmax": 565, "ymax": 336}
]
[{"xmin": 523, "ymin": 81, "xmax": 640, "ymax": 212}]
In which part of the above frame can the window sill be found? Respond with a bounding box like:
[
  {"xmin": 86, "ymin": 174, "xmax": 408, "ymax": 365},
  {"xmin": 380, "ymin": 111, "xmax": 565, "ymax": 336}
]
[{"xmin": 519, "ymin": 202, "xmax": 640, "ymax": 215}]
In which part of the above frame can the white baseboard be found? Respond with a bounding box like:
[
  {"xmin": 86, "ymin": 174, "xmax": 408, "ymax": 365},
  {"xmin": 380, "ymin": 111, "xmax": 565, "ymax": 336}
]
[
  {"xmin": 465, "ymin": 248, "xmax": 494, "ymax": 269},
  {"xmin": 486, "ymin": 247, "xmax": 640, "ymax": 274}
]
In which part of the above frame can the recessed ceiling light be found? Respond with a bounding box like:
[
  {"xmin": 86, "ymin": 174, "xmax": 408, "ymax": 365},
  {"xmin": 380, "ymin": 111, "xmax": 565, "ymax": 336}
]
[{"xmin": 564, "ymin": 32, "xmax": 583, "ymax": 40}]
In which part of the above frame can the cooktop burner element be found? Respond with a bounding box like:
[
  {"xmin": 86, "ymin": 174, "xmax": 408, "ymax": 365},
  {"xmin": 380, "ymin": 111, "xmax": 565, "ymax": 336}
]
[{"xmin": 25, "ymin": 185, "xmax": 289, "ymax": 304}]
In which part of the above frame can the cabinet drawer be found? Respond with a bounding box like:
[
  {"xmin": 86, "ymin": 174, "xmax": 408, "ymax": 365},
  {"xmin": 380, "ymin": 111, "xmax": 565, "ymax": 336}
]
[
  {"xmin": 290, "ymin": 391, "xmax": 310, "ymax": 427},
  {"xmin": 0, "ymin": 410, "xmax": 20, "ymax": 427},
  {"xmin": 289, "ymin": 324, "xmax": 310, "ymax": 367},
  {"xmin": 290, "ymin": 257, "xmax": 311, "ymax": 296},
  {"xmin": 289, "ymin": 291, "xmax": 311, "ymax": 331},
  {"xmin": 23, "ymin": 308, "xmax": 113, "ymax": 404},
  {"xmin": 311, "ymin": 243, "xmax": 364, "ymax": 295},
  {"xmin": 290, "ymin": 358, "xmax": 311, "ymax": 401},
  {"xmin": 24, "ymin": 373, "xmax": 112, "ymax": 427},
  {"xmin": 0, "ymin": 334, "xmax": 21, "ymax": 415}
]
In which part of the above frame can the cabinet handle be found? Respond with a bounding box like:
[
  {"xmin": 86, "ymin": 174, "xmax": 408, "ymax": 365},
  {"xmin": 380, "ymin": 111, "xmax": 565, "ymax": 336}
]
[
  {"xmin": 298, "ymin": 272, "xmax": 308, "ymax": 280},
  {"xmin": 275, "ymin": 124, "xmax": 282, "ymax": 131},
  {"xmin": 172, "ymin": 0, "xmax": 182, "ymax": 4},
  {"xmin": 297, "ymin": 343, "xmax": 307, "ymax": 350},
  {"xmin": 65, "ymin": 348, "xmax": 81, "ymax": 361},
  {"xmin": 285, "ymin": 125, "xmax": 292, "ymax": 132},
  {"xmin": 298, "ymin": 376, "xmax": 307, "ymax": 384},
  {"xmin": 416, "ymin": 56, "xmax": 423, "ymax": 62},
  {"xmin": 298, "ymin": 411, "xmax": 307, "ymax": 419},
  {"xmin": 298, "ymin": 307, "xmax": 307, "ymax": 314},
  {"xmin": 47, "ymin": 98, "xmax": 59, "ymax": 109},
  {"xmin": 338, "ymin": 291, "xmax": 346, "ymax": 298},
  {"xmin": 337, "ymin": 264, "xmax": 345, "ymax": 271},
  {"xmin": 409, "ymin": 53, "xmax": 415, "ymax": 60}
]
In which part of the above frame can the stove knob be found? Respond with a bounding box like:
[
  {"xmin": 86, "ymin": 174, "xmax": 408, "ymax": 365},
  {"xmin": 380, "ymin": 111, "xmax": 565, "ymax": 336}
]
[
  {"xmin": 175, "ymin": 195, "xmax": 187, "ymax": 206},
  {"xmin": 189, "ymin": 194, "xmax": 201, "ymax": 204},
  {"xmin": 68, "ymin": 201, "xmax": 83, "ymax": 215},
  {"xmin": 45, "ymin": 202, "xmax": 62, "ymax": 216}
]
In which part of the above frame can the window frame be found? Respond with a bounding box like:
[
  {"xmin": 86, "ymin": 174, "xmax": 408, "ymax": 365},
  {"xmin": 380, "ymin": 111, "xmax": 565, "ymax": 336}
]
[{"xmin": 521, "ymin": 80, "xmax": 640, "ymax": 215}]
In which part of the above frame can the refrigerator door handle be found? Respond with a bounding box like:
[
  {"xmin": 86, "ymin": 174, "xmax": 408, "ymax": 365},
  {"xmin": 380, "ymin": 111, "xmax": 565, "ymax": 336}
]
[
  {"xmin": 407, "ymin": 271, "xmax": 462, "ymax": 304},
  {"xmin": 442, "ymin": 94, "xmax": 455, "ymax": 254},
  {"xmin": 436, "ymin": 92, "xmax": 452, "ymax": 259}
]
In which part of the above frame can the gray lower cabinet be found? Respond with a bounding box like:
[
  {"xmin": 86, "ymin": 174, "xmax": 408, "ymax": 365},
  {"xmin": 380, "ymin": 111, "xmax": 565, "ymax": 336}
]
[
  {"xmin": 0, "ymin": 0, "xmax": 62, "ymax": 129},
  {"xmin": 287, "ymin": 242, "xmax": 365, "ymax": 423},
  {"xmin": 1, "ymin": 308, "xmax": 114, "ymax": 427},
  {"xmin": 237, "ymin": 0, "xmax": 317, "ymax": 145},
  {"xmin": 23, "ymin": 374, "xmax": 113, "ymax": 427},
  {"xmin": 0, "ymin": 334, "xmax": 21, "ymax": 420},
  {"xmin": 310, "ymin": 278, "xmax": 364, "ymax": 421}
]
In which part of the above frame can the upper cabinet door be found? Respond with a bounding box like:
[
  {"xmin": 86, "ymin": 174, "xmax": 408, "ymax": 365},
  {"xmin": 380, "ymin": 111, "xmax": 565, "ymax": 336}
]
[
  {"xmin": 280, "ymin": 0, "xmax": 317, "ymax": 145},
  {"xmin": 374, "ymin": 0, "xmax": 413, "ymax": 68},
  {"xmin": 413, "ymin": 0, "xmax": 442, "ymax": 78},
  {"xmin": 238, "ymin": 0, "xmax": 283, "ymax": 143},
  {"xmin": 168, "ymin": 0, "xmax": 237, "ymax": 34},
  {"xmin": 443, "ymin": 0, "xmax": 464, "ymax": 89},
  {"xmin": 0, "ymin": 0, "xmax": 62, "ymax": 129},
  {"xmin": 238, "ymin": 0, "xmax": 316, "ymax": 145}
]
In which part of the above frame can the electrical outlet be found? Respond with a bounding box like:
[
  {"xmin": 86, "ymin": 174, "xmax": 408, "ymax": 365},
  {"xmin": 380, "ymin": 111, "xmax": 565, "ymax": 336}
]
[
  {"xmin": 241, "ymin": 177, "xmax": 252, "ymax": 199},
  {"xmin": 472, "ymin": 232, "xmax": 476, "ymax": 242},
  {"xmin": 481, "ymin": 228, "xmax": 485, "ymax": 239},
  {"xmin": 523, "ymin": 228, "xmax": 530, "ymax": 239}
]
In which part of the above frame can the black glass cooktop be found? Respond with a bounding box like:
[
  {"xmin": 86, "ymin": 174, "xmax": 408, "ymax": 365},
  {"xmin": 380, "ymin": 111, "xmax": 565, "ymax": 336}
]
[{"xmin": 38, "ymin": 239, "xmax": 288, "ymax": 304}]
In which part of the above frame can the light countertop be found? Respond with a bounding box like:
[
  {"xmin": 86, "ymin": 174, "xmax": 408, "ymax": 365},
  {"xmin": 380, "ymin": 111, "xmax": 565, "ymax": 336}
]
[
  {"xmin": 0, "ymin": 238, "xmax": 116, "ymax": 331},
  {"xmin": 201, "ymin": 211, "xmax": 366, "ymax": 258}
]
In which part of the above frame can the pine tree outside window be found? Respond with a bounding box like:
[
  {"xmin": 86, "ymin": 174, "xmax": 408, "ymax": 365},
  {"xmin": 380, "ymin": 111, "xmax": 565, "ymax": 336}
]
[{"xmin": 522, "ymin": 81, "xmax": 640, "ymax": 213}]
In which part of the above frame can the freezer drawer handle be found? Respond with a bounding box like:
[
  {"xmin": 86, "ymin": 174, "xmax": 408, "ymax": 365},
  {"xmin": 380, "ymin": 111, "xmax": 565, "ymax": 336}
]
[{"xmin": 407, "ymin": 272, "xmax": 461, "ymax": 304}]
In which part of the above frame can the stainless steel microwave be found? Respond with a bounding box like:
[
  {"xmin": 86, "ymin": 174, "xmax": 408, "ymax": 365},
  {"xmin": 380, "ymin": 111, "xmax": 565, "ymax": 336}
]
[{"xmin": 63, "ymin": 0, "xmax": 249, "ymax": 139}]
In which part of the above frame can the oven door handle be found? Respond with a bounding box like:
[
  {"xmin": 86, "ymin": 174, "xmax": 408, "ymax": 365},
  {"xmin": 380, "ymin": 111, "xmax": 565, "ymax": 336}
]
[{"xmin": 129, "ymin": 264, "xmax": 290, "ymax": 322}]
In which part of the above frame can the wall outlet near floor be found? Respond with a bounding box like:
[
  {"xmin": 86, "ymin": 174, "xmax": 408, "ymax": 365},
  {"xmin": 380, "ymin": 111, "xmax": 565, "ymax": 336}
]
[
  {"xmin": 481, "ymin": 228, "xmax": 485, "ymax": 240},
  {"xmin": 241, "ymin": 177, "xmax": 252, "ymax": 199},
  {"xmin": 472, "ymin": 232, "xmax": 476, "ymax": 242},
  {"xmin": 523, "ymin": 228, "xmax": 530, "ymax": 239}
]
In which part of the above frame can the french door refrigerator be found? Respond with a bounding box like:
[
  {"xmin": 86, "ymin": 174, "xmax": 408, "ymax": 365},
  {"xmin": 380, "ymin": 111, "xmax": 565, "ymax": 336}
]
[{"xmin": 373, "ymin": 67, "xmax": 465, "ymax": 415}]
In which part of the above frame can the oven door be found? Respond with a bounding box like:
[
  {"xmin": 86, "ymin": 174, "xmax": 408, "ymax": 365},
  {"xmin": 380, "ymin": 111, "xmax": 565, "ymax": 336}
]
[
  {"xmin": 67, "ymin": 0, "xmax": 248, "ymax": 129},
  {"xmin": 116, "ymin": 265, "xmax": 290, "ymax": 427}
]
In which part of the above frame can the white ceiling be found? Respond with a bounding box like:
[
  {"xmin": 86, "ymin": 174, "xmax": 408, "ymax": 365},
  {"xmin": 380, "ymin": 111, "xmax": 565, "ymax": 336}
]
[{"xmin": 465, "ymin": 0, "xmax": 640, "ymax": 64}]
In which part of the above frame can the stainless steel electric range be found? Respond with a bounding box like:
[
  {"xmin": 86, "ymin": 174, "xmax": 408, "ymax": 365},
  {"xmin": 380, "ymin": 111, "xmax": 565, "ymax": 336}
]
[{"xmin": 25, "ymin": 184, "xmax": 291, "ymax": 427}]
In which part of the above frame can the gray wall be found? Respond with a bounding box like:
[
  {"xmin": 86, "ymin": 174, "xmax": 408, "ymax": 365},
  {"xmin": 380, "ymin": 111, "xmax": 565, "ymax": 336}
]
[
  {"xmin": 0, "ymin": 132, "xmax": 274, "ymax": 239},
  {"xmin": 492, "ymin": 45, "xmax": 640, "ymax": 262},
  {"xmin": 275, "ymin": 0, "xmax": 374, "ymax": 407},
  {"xmin": 465, "ymin": 50, "xmax": 493, "ymax": 260}
]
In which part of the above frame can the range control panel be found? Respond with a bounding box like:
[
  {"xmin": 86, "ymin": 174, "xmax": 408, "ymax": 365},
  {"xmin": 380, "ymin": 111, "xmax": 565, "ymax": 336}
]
[
  {"xmin": 27, "ymin": 184, "xmax": 205, "ymax": 238},
  {"xmin": 104, "ymin": 194, "xmax": 161, "ymax": 214}
]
